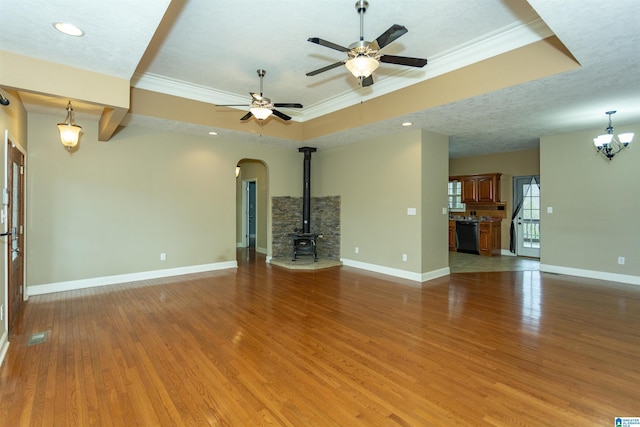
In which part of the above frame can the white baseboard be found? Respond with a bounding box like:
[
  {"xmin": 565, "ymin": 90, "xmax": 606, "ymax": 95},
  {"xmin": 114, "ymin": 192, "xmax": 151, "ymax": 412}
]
[
  {"xmin": 501, "ymin": 249, "xmax": 516, "ymax": 256},
  {"xmin": 341, "ymin": 258, "xmax": 449, "ymax": 285},
  {"xmin": 540, "ymin": 264, "xmax": 640, "ymax": 286},
  {"xmin": 0, "ymin": 330, "xmax": 9, "ymax": 368},
  {"xmin": 28, "ymin": 261, "xmax": 238, "ymax": 296}
]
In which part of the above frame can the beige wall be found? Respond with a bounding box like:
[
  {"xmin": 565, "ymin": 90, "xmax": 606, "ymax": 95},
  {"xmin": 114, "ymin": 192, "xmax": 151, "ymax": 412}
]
[
  {"xmin": 449, "ymin": 149, "xmax": 540, "ymax": 250},
  {"xmin": 26, "ymin": 112, "xmax": 301, "ymax": 287},
  {"xmin": 3, "ymin": 93, "xmax": 638, "ymax": 318},
  {"xmin": 540, "ymin": 124, "xmax": 640, "ymax": 278},
  {"xmin": 314, "ymin": 129, "xmax": 449, "ymax": 277},
  {"xmin": 421, "ymin": 130, "xmax": 450, "ymax": 274}
]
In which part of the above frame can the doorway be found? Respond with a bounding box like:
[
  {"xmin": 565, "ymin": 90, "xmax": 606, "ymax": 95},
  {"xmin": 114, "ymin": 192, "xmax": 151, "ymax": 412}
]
[
  {"xmin": 4, "ymin": 132, "xmax": 25, "ymax": 330},
  {"xmin": 513, "ymin": 176, "xmax": 540, "ymax": 258},
  {"xmin": 242, "ymin": 180, "xmax": 257, "ymax": 248},
  {"xmin": 236, "ymin": 159, "xmax": 267, "ymax": 254}
]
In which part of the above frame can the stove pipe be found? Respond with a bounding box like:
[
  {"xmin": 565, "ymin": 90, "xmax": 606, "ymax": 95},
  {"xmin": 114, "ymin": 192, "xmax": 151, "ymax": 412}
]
[{"xmin": 298, "ymin": 146, "xmax": 317, "ymax": 234}]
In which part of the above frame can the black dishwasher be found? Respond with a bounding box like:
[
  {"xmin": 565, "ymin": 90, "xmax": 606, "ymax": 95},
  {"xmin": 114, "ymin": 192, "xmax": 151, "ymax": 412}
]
[{"xmin": 456, "ymin": 221, "xmax": 479, "ymax": 254}]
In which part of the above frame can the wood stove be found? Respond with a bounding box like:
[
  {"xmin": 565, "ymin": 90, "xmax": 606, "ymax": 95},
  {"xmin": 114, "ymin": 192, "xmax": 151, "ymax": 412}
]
[{"xmin": 291, "ymin": 147, "xmax": 320, "ymax": 261}]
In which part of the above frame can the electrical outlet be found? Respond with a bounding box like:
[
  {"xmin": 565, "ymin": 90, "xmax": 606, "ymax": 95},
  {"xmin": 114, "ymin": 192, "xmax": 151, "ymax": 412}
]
[
  {"xmin": 0, "ymin": 304, "xmax": 3, "ymax": 321},
  {"xmin": 160, "ymin": 253, "xmax": 166, "ymax": 261},
  {"xmin": 402, "ymin": 254, "xmax": 408, "ymax": 262},
  {"xmin": 355, "ymin": 247, "xmax": 359, "ymax": 254},
  {"xmin": 618, "ymin": 256, "xmax": 625, "ymax": 265}
]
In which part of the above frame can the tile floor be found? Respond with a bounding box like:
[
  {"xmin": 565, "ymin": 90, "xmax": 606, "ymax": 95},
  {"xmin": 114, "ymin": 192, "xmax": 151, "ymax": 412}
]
[{"xmin": 449, "ymin": 251, "xmax": 540, "ymax": 273}]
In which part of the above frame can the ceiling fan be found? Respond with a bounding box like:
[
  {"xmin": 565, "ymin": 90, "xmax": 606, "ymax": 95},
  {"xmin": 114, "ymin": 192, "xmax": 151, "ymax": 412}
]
[
  {"xmin": 306, "ymin": 0, "xmax": 428, "ymax": 87},
  {"xmin": 218, "ymin": 69, "xmax": 302, "ymax": 121}
]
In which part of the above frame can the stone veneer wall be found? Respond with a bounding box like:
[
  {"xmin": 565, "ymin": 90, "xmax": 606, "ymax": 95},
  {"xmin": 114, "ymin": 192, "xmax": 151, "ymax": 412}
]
[{"xmin": 272, "ymin": 196, "xmax": 340, "ymax": 260}]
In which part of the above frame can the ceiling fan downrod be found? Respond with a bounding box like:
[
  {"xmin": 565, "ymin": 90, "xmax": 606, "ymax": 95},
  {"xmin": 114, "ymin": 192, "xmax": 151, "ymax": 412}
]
[
  {"xmin": 256, "ymin": 69, "xmax": 266, "ymax": 97},
  {"xmin": 356, "ymin": 0, "xmax": 369, "ymax": 42}
]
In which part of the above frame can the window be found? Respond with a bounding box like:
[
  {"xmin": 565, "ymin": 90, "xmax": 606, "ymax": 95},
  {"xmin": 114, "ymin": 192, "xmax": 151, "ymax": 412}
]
[{"xmin": 448, "ymin": 181, "xmax": 465, "ymax": 212}]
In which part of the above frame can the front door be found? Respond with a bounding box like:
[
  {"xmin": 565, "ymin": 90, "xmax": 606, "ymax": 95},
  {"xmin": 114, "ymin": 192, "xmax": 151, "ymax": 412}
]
[
  {"xmin": 514, "ymin": 176, "xmax": 540, "ymax": 258},
  {"xmin": 7, "ymin": 138, "xmax": 25, "ymax": 328}
]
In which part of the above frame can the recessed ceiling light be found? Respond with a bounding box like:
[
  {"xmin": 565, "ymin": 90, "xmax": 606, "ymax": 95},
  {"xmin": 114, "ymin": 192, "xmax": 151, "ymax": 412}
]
[
  {"xmin": 402, "ymin": 122, "xmax": 413, "ymax": 127},
  {"xmin": 208, "ymin": 131, "xmax": 218, "ymax": 136},
  {"xmin": 53, "ymin": 22, "xmax": 84, "ymax": 37}
]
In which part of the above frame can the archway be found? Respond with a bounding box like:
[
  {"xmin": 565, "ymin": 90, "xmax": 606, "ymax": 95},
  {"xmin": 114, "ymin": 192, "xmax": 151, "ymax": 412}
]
[{"xmin": 235, "ymin": 159, "xmax": 268, "ymax": 254}]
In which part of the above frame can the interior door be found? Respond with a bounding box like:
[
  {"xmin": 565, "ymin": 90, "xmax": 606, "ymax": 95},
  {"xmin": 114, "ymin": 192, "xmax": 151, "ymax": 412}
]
[
  {"xmin": 7, "ymin": 139, "xmax": 25, "ymax": 328},
  {"xmin": 514, "ymin": 176, "xmax": 540, "ymax": 258}
]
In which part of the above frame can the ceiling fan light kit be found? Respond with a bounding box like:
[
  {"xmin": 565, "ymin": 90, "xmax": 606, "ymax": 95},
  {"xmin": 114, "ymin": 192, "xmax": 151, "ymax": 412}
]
[
  {"xmin": 217, "ymin": 69, "xmax": 302, "ymax": 122},
  {"xmin": 345, "ymin": 55, "xmax": 379, "ymax": 78},
  {"xmin": 250, "ymin": 106, "xmax": 273, "ymax": 121},
  {"xmin": 306, "ymin": 0, "xmax": 428, "ymax": 87}
]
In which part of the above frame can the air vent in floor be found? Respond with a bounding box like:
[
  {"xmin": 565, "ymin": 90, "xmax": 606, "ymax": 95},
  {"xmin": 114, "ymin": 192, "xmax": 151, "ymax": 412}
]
[{"xmin": 28, "ymin": 332, "xmax": 47, "ymax": 346}]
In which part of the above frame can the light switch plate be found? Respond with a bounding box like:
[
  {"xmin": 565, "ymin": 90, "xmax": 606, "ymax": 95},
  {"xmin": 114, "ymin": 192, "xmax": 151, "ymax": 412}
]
[{"xmin": 407, "ymin": 208, "xmax": 417, "ymax": 216}]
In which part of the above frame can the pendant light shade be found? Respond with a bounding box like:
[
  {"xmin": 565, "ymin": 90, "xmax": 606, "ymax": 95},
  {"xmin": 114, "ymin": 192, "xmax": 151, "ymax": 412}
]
[{"xmin": 58, "ymin": 101, "xmax": 82, "ymax": 150}]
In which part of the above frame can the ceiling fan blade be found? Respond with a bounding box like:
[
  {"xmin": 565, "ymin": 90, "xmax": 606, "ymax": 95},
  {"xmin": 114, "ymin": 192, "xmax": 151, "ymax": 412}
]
[
  {"xmin": 380, "ymin": 54, "xmax": 428, "ymax": 68},
  {"xmin": 306, "ymin": 61, "xmax": 345, "ymax": 76},
  {"xmin": 240, "ymin": 111, "xmax": 253, "ymax": 121},
  {"xmin": 217, "ymin": 104, "xmax": 250, "ymax": 107},
  {"xmin": 307, "ymin": 37, "xmax": 350, "ymax": 52},
  {"xmin": 273, "ymin": 103, "xmax": 303, "ymax": 108},
  {"xmin": 271, "ymin": 109, "xmax": 292, "ymax": 121},
  {"xmin": 361, "ymin": 75, "xmax": 374, "ymax": 87},
  {"xmin": 371, "ymin": 24, "xmax": 408, "ymax": 50}
]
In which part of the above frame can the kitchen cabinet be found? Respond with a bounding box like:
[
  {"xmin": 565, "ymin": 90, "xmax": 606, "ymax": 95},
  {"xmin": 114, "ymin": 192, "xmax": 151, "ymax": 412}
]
[
  {"xmin": 478, "ymin": 221, "xmax": 501, "ymax": 256},
  {"xmin": 461, "ymin": 179, "xmax": 477, "ymax": 203},
  {"xmin": 448, "ymin": 220, "xmax": 456, "ymax": 252},
  {"xmin": 452, "ymin": 173, "xmax": 502, "ymax": 203}
]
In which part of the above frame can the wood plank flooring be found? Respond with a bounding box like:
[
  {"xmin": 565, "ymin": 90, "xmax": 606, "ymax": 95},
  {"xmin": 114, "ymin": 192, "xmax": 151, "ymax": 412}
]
[{"xmin": 1, "ymin": 249, "xmax": 639, "ymax": 426}]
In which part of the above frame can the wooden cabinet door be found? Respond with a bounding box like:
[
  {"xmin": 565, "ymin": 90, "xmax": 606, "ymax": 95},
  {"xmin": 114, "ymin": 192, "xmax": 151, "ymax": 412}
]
[
  {"xmin": 492, "ymin": 222, "xmax": 501, "ymax": 255},
  {"xmin": 478, "ymin": 223, "xmax": 491, "ymax": 254},
  {"xmin": 477, "ymin": 176, "xmax": 495, "ymax": 202},
  {"xmin": 461, "ymin": 178, "xmax": 477, "ymax": 202},
  {"xmin": 448, "ymin": 221, "xmax": 457, "ymax": 251}
]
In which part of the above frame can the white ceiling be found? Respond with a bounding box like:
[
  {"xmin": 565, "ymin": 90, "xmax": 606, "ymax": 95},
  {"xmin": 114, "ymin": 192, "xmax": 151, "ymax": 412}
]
[{"xmin": 1, "ymin": 0, "xmax": 639, "ymax": 157}]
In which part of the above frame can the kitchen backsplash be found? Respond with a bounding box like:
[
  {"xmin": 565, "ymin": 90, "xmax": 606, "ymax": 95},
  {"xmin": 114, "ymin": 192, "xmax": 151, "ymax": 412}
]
[{"xmin": 456, "ymin": 202, "xmax": 507, "ymax": 219}]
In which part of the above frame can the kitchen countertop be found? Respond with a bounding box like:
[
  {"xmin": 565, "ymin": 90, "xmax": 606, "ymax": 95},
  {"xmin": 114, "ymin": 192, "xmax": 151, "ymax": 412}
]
[{"xmin": 450, "ymin": 217, "xmax": 502, "ymax": 223}]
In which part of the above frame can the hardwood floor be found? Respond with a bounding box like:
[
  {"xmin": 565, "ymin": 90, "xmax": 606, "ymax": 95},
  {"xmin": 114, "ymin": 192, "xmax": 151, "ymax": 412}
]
[{"xmin": 1, "ymin": 249, "xmax": 639, "ymax": 426}]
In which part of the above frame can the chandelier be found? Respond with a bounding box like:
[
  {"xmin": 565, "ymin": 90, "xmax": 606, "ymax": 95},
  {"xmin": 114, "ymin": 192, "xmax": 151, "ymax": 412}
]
[{"xmin": 593, "ymin": 110, "xmax": 634, "ymax": 160}]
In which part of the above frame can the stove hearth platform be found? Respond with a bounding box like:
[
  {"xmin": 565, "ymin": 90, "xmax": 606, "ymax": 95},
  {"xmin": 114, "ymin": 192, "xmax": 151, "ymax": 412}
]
[{"xmin": 270, "ymin": 258, "xmax": 342, "ymax": 270}]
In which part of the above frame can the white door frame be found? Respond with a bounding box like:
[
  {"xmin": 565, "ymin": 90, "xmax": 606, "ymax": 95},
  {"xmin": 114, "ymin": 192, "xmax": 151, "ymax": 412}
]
[{"xmin": 514, "ymin": 176, "xmax": 540, "ymax": 258}]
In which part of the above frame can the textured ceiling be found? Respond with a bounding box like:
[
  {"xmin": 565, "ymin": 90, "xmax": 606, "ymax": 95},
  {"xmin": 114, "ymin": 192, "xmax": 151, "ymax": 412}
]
[{"xmin": 1, "ymin": 0, "xmax": 639, "ymax": 158}]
